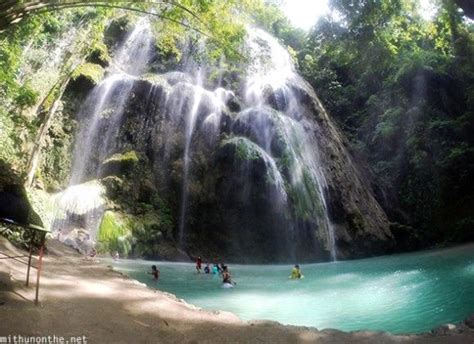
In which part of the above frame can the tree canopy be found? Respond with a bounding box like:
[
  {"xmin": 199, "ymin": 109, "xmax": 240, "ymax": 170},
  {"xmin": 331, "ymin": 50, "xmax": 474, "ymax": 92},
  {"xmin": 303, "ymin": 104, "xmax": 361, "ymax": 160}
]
[{"xmin": 293, "ymin": 0, "xmax": 474, "ymax": 245}]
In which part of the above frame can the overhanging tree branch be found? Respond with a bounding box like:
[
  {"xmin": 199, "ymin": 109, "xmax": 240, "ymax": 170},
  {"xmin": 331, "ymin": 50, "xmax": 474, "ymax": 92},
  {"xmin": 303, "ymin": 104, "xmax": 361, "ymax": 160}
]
[{"xmin": 0, "ymin": 1, "xmax": 242, "ymax": 58}]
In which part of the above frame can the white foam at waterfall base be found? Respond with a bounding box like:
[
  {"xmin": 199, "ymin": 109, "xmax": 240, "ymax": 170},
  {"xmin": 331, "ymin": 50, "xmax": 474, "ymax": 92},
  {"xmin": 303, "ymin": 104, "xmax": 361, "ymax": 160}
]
[
  {"xmin": 53, "ymin": 181, "xmax": 106, "ymax": 252},
  {"xmin": 56, "ymin": 181, "xmax": 105, "ymax": 216}
]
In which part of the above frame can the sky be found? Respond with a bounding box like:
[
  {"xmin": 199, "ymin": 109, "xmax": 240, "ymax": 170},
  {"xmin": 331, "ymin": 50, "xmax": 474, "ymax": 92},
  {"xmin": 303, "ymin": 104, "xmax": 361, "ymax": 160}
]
[
  {"xmin": 280, "ymin": 0, "xmax": 438, "ymax": 31},
  {"xmin": 281, "ymin": 0, "xmax": 330, "ymax": 31}
]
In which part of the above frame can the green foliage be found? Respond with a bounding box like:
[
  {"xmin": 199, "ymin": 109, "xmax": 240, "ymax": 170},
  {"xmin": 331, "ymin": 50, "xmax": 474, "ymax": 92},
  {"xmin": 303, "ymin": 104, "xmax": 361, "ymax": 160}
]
[
  {"xmin": 0, "ymin": 106, "xmax": 18, "ymax": 166},
  {"xmin": 297, "ymin": 0, "xmax": 474, "ymax": 245},
  {"xmin": 0, "ymin": 7, "xmax": 113, "ymax": 179},
  {"xmin": 14, "ymin": 84, "xmax": 39, "ymax": 108},
  {"xmin": 86, "ymin": 40, "xmax": 110, "ymax": 66}
]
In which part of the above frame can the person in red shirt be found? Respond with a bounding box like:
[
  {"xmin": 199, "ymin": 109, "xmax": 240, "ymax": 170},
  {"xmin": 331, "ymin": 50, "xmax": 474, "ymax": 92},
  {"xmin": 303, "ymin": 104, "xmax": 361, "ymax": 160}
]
[{"xmin": 196, "ymin": 256, "xmax": 202, "ymax": 273}]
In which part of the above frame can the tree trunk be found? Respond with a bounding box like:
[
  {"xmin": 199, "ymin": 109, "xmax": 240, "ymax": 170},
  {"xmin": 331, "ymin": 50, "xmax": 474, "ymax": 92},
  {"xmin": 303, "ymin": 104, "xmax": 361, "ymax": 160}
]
[{"xmin": 24, "ymin": 75, "xmax": 72, "ymax": 188}]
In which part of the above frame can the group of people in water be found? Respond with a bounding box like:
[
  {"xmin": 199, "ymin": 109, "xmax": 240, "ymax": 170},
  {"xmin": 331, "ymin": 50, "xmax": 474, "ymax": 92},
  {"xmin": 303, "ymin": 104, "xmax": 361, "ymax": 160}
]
[
  {"xmin": 148, "ymin": 256, "xmax": 303, "ymax": 286},
  {"xmin": 195, "ymin": 256, "xmax": 234, "ymax": 285}
]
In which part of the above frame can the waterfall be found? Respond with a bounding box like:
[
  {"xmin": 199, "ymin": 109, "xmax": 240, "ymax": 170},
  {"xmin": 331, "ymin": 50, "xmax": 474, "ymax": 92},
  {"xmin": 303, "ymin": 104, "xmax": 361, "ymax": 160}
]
[
  {"xmin": 165, "ymin": 27, "xmax": 339, "ymax": 259},
  {"xmin": 55, "ymin": 18, "xmax": 351, "ymax": 260},
  {"xmin": 53, "ymin": 19, "xmax": 153, "ymax": 253},
  {"xmin": 71, "ymin": 19, "xmax": 153, "ymax": 184},
  {"xmin": 241, "ymin": 28, "xmax": 338, "ymax": 260},
  {"xmin": 178, "ymin": 70, "xmax": 203, "ymax": 245}
]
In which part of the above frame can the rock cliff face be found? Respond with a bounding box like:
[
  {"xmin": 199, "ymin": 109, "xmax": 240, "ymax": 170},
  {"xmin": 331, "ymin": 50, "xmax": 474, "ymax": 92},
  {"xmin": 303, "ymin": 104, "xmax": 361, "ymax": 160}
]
[
  {"xmin": 289, "ymin": 80, "xmax": 394, "ymax": 259},
  {"xmin": 1, "ymin": 17, "xmax": 394, "ymax": 262},
  {"xmin": 54, "ymin": 23, "xmax": 393, "ymax": 263}
]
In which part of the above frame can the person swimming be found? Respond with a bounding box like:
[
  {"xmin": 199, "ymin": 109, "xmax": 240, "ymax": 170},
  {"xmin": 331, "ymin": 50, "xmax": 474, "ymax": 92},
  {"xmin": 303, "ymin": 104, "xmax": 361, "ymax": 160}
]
[{"xmin": 290, "ymin": 264, "xmax": 302, "ymax": 279}]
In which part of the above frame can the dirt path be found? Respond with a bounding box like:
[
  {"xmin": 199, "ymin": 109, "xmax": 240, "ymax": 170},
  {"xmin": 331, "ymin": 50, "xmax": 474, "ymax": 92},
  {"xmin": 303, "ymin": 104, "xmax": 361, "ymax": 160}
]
[{"xmin": 0, "ymin": 237, "xmax": 473, "ymax": 343}]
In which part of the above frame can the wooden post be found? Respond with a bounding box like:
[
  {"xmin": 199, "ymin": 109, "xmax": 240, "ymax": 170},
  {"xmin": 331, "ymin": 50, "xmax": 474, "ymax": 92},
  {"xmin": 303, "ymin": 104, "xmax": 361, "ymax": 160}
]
[
  {"xmin": 25, "ymin": 231, "xmax": 35, "ymax": 286},
  {"xmin": 34, "ymin": 233, "xmax": 45, "ymax": 305}
]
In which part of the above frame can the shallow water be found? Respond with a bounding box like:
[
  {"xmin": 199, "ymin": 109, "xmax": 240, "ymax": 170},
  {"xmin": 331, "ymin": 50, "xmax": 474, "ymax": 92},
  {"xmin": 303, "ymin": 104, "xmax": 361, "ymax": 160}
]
[{"xmin": 107, "ymin": 244, "xmax": 474, "ymax": 334}]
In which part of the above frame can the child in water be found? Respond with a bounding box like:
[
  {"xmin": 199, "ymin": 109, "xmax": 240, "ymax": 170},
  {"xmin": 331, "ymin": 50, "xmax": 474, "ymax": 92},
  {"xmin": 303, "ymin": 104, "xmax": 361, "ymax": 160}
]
[
  {"xmin": 204, "ymin": 263, "xmax": 210, "ymax": 274},
  {"xmin": 290, "ymin": 264, "xmax": 302, "ymax": 279}
]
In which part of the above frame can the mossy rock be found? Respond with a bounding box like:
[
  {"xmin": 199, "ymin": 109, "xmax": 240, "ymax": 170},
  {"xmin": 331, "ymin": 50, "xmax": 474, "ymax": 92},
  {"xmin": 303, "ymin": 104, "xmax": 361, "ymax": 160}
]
[
  {"xmin": 140, "ymin": 74, "xmax": 169, "ymax": 89},
  {"xmin": 137, "ymin": 178, "xmax": 157, "ymax": 203},
  {"xmin": 103, "ymin": 16, "xmax": 130, "ymax": 49},
  {"xmin": 220, "ymin": 136, "xmax": 262, "ymax": 161},
  {"xmin": 100, "ymin": 150, "xmax": 140, "ymax": 177},
  {"xmin": 232, "ymin": 108, "xmax": 287, "ymax": 157},
  {"xmin": 86, "ymin": 41, "xmax": 110, "ymax": 67},
  {"xmin": 97, "ymin": 210, "xmax": 132, "ymax": 255},
  {"xmin": 72, "ymin": 63, "xmax": 105, "ymax": 85},
  {"xmin": 218, "ymin": 136, "xmax": 288, "ymax": 193},
  {"xmin": 0, "ymin": 160, "xmax": 22, "ymax": 187},
  {"xmin": 67, "ymin": 63, "xmax": 104, "ymax": 95},
  {"xmin": 101, "ymin": 175, "xmax": 124, "ymax": 200}
]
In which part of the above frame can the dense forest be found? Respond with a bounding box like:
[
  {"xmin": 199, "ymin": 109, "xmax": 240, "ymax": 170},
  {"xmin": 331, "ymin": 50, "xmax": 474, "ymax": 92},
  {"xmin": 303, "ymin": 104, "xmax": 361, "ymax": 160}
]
[
  {"xmin": 0, "ymin": 0, "xmax": 473, "ymax": 260},
  {"xmin": 270, "ymin": 0, "xmax": 474, "ymax": 249}
]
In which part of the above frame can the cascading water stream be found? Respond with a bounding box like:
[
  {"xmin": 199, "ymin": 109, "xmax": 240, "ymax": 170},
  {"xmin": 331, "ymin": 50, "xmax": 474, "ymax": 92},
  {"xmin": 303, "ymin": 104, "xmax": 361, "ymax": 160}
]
[
  {"xmin": 176, "ymin": 72, "xmax": 231, "ymax": 247},
  {"xmin": 55, "ymin": 18, "xmax": 345, "ymax": 260},
  {"xmin": 178, "ymin": 71, "xmax": 204, "ymax": 245},
  {"xmin": 243, "ymin": 28, "xmax": 338, "ymax": 260},
  {"xmin": 53, "ymin": 19, "xmax": 153, "ymax": 252},
  {"xmin": 71, "ymin": 19, "xmax": 153, "ymax": 183}
]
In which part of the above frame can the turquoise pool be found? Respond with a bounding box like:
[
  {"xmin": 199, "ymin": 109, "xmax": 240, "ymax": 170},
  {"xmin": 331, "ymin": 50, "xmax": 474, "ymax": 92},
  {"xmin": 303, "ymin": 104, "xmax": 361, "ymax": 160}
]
[{"xmin": 107, "ymin": 244, "xmax": 474, "ymax": 334}]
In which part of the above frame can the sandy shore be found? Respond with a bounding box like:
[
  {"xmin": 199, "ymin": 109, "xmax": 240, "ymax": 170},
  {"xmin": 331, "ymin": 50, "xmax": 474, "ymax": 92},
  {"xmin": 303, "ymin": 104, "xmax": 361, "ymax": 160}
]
[{"xmin": 0, "ymin": 237, "xmax": 473, "ymax": 344}]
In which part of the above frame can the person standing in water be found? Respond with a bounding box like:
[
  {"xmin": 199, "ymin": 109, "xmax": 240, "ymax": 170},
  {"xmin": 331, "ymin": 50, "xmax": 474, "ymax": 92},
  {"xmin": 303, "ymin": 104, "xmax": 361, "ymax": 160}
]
[
  {"xmin": 149, "ymin": 265, "xmax": 160, "ymax": 280},
  {"xmin": 290, "ymin": 264, "xmax": 302, "ymax": 279},
  {"xmin": 196, "ymin": 256, "xmax": 202, "ymax": 273},
  {"xmin": 222, "ymin": 266, "xmax": 232, "ymax": 284},
  {"xmin": 204, "ymin": 263, "xmax": 210, "ymax": 274}
]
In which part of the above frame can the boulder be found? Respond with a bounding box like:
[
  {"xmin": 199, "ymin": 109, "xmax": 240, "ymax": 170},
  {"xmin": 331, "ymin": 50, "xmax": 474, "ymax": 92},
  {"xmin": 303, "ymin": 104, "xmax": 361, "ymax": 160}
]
[
  {"xmin": 100, "ymin": 151, "xmax": 140, "ymax": 177},
  {"xmin": 465, "ymin": 314, "xmax": 474, "ymax": 328},
  {"xmin": 431, "ymin": 324, "xmax": 457, "ymax": 335},
  {"xmin": 0, "ymin": 185, "xmax": 43, "ymax": 228},
  {"xmin": 232, "ymin": 108, "xmax": 287, "ymax": 158}
]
